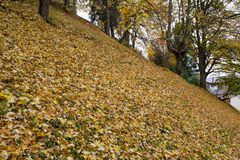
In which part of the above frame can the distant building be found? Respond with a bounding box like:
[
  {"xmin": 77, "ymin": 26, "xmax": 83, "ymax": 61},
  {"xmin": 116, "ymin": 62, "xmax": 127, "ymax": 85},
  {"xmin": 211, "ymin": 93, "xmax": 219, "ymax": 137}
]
[{"xmin": 206, "ymin": 75, "xmax": 240, "ymax": 110}]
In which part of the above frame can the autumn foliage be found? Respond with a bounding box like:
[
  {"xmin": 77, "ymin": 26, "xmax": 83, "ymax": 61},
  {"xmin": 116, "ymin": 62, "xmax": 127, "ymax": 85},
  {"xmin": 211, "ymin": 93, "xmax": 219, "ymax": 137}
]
[{"xmin": 0, "ymin": 0, "xmax": 240, "ymax": 159}]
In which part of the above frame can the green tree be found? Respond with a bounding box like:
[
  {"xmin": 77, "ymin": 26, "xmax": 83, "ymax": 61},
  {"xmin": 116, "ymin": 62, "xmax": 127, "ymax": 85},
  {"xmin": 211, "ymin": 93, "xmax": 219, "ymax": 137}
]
[
  {"xmin": 216, "ymin": 38, "xmax": 240, "ymax": 97},
  {"xmin": 190, "ymin": 0, "xmax": 240, "ymax": 89}
]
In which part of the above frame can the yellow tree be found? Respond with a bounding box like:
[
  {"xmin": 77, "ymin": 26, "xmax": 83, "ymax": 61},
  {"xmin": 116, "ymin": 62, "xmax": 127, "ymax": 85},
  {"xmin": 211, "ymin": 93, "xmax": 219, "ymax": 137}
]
[{"xmin": 118, "ymin": 0, "xmax": 151, "ymax": 46}]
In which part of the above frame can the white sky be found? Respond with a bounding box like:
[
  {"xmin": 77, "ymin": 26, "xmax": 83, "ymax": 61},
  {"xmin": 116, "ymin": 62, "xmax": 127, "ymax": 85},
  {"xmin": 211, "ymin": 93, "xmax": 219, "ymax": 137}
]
[
  {"xmin": 231, "ymin": 96, "xmax": 240, "ymax": 110},
  {"xmin": 77, "ymin": 10, "xmax": 90, "ymax": 21}
]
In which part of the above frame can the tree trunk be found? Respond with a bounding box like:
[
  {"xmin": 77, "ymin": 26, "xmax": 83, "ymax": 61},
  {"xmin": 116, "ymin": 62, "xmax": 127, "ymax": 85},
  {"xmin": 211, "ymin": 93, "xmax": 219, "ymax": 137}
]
[
  {"xmin": 110, "ymin": 25, "xmax": 115, "ymax": 38},
  {"xmin": 73, "ymin": 0, "xmax": 77, "ymax": 14},
  {"xmin": 64, "ymin": 0, "xmax": 69, "ymax": 9},
  {"xmin": 167, "ymin": 0, "xmax": 173, "ymax": 41},
  {"xmin": 105, "ymin": 0, "xmax": 110, "ymax": 35},
  {"xmin": 176, "ymin": 53, "xmax": 183, "ymax": 75},
  {"xmin": 39, "ymin": 0, "xmax": 50, "ymax": 20},
  {"xmin": 167, "ymin": 0, "xmax": 183, "ymax": 75},
  {"xmin": 131, "ymin": 31, "xmax": 137, "ymax": 49},
  {"xmin": 119, "ymin": 30, "xmax": 130, "ymax": 45},
  {"xmin": 198, "ymin": 48, "xmax": 207, "ymax": 89},
  {"xmin": 199, "ymin": 67, "xmax": 207, "ymax": 89}
]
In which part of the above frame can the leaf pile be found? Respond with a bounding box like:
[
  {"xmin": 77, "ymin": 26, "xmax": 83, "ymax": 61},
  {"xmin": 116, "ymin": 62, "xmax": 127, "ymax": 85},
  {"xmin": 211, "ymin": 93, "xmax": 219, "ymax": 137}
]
[{"xmin": 0, "ymin": 0, "xmax": 240, "ymax": 159}]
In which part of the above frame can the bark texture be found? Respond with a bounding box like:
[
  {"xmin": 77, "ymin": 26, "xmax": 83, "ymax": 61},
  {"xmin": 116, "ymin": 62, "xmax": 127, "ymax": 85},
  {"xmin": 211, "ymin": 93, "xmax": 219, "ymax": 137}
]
[
  {"xmin": 104, "ymin": 0, "xmax": 110, "ymax": 35},
  {"xmin": 39, "ymin": 0, "xmax": 50, "ymax": 20}
]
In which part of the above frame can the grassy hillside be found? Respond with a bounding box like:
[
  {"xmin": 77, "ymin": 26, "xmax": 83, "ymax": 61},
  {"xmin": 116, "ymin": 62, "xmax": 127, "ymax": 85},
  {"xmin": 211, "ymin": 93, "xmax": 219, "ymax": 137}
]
[{"xmin": 0, "ymin": 0, "xmax": 239, "ymax": 159}]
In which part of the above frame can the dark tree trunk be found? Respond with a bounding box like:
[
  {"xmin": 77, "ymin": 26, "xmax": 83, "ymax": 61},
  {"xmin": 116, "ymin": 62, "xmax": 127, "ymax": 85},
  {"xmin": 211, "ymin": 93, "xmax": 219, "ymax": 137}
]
[
  {"xmin": 119, "ymin": 30, "xmax": 130, "ymax": 45},
  {"xmin": 167, "ymin": 0, "xmax": 173, "ymax": 41},
  {"xmin": 131, "ymin": 31, "xmax": 137, "ymax": 49},
  {"xmin": 199, "ymin": 67, "xmax": 207, "ymax": 89},
  {"xmin": 195, "ymin": 6, "xmax": 208, "ymax": 89},
  {"xmin": 176, "ymin": 53, "xmax": 183, "ymax": 75},
  {"xmin": 110, "ymin": 25, "xmax": 115, "ymax": 38},
  {"xmin": 167, "ymin": 0, "xmax": 182, "ymax": 75},
  {"xmin": 104, "ymin": 0, "xmax": 110, "ymax": 35},
  {"xmin": 132, "ymin": 37, "xmax": 136, "ymax": 49},
  {"xmin": 166, "ymin": 0, "xmax": 190, "ymax": 76},
  {"xmin": 198, "ymin": 48, "xmax": 207, "ymax": 89},
  {"xmin": 64, "ymin": 0, "xmax": 69, "ymax": 9},
  {"xmin": 73, "ymin": 0, "xmax": 77, "ymax": 14},
  {"xmin": 39, "ymin": 0, "xmax": 50, "ymax": 20}
]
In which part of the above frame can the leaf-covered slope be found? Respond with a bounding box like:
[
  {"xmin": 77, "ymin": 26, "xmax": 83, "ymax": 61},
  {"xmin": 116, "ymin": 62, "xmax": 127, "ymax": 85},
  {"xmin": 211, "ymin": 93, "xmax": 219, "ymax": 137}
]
[{"xmin": 0, "ymin": 0, "xmax": 240, "ymax": 159}]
